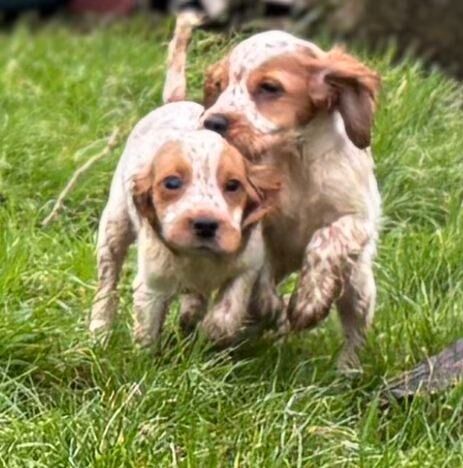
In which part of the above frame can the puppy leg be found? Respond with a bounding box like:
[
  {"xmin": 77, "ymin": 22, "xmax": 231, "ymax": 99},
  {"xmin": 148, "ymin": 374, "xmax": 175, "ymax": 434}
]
[
  {"xmin": 90, "ymin": 201, "xmax": 134, "ymax": 334},
  {"xmin": 201, "ymin": 269, "xmax": 260, "ymax": 346},
  {"xmin": 336, "ymin": 243, "xmax": 376, "ymax": 371},
  {"xmin": 132, "ymin": 275, "xmax": 171, "ymax": 348},
  {"xmin": 288, "ymin": 215, "xmax": 372, "ymax": 332},
  {"xmin": 179, "ymin": 293, "xmax": 208, "ymax": 335},
  {"xmin": 248, "ymin": 264, "xmax": 287, "ymax": 334}
]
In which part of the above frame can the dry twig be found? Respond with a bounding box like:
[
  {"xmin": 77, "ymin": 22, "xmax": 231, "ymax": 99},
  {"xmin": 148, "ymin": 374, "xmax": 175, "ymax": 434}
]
[
  {"xmin": 42, "ymin": 127, "xmax": 120, "ymax": 227},
  {"xmin": 42, "ymin": 10, "xmax": 203, "ymax": 227}
]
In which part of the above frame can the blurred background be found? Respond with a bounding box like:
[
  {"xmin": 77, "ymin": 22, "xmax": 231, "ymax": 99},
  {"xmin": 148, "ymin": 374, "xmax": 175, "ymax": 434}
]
[{"xmin": 1, "ymin": 0, "xmax": 462, "ymax": 78}]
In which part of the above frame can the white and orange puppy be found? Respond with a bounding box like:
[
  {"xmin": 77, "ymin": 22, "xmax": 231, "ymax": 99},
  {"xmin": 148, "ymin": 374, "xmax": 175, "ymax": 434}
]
[
  {"xmin": 202, "ymin": 31, "xmax": 381, "ymax": 368},
  {"xmin": 89, "ymin": 102, "xmax": 280, "ymax": 347},
  {"xmin": 90, "ymin": 11, "xmax": 279, "ymax": 347}
]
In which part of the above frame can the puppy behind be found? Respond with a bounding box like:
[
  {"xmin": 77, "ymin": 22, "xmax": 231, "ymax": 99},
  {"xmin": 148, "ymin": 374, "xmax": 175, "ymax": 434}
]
[{"xmin": 202, "ymin": 31, "xmax": 381, "ymax": 368}]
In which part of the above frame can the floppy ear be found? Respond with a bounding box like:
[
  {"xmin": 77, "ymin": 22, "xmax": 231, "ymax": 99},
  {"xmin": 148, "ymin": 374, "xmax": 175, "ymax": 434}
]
[
  {"xmin": 242, "ymin": 163, "xmax": 282, "ymax": 229},
  {"xmin": 203, "ymin": 55, "xmax": 229, "ymax": 108},
  {"xmin": 307, "ymin": 48, "xmax": 381, "ymax": 149},
  {"xmin": 132, "ymin": 163, "xmax": 157, "ymax": 224}
]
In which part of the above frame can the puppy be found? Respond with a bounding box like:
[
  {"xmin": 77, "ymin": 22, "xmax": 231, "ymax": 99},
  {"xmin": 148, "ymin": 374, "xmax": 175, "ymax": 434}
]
[
  {"xmin": 89, "ymin": 12, "xmax": 280, "ymax": 345},
  {"xmin": 202, "ymin": 31, "xmax": 381, "ymax": 368},
  {"xmin": 90, "ymin": 117, "xmax": 279, "ymax": 346}
]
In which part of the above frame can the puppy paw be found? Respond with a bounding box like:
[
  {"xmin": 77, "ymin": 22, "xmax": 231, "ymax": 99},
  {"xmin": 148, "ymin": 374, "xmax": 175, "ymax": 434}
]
[
  {"xmin": 179, "ymin": 294, "xmax": 207, "ymax": 335},
  {"xmin": 88, "ymin": 319, "xmax": 113, "ymax": 348},
  {"xmin": 89, "ymin": 318, "xmax": 111, "ymax": 334},
  {"xmin": 89, "ymin": 292, "xmax": 118, "ymax": 335},
  {"xmin": 179, "ymin": 315, "xmax": 198, "ymax": 336},
  {"xmin": 248, "ymin": 286, "xmax": 286, "ymax": 334},
  {"xmin": 337, "ymin": 349, "xmax": 363, "ymax": 376},
  {"xmin": 201, "ymin": 313, "xmax": 241, "ymax": 348},
  {"xmin": 133, "ymin": 325, "xmax": 160, "ymax": 349},
  {"xmin": 286, "ymin": 282, "xmax": 335, "ymax": 331},
  {"xmin": 273, "ymin": 309, "xmax": 291, "ymax": 336}
]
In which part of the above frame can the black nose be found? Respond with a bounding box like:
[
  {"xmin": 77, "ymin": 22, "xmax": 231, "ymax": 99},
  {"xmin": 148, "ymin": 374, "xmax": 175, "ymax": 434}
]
[
  {"xmin": 193, "ymin": 218, "xmax": 219, "ymax": 239},
  {"xmin": 203, "ymin": 114, "xmax": 229, "ymax": 135}
]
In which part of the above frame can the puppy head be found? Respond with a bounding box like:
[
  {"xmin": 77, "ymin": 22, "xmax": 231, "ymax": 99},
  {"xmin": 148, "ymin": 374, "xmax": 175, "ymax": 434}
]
[
  {"xmin": 132, "ymin": 130, "xmax": 280, "ymax": 256},
  {"xmin": 202, "ymin": 31, "xmax": 380, "ymax": 157}
]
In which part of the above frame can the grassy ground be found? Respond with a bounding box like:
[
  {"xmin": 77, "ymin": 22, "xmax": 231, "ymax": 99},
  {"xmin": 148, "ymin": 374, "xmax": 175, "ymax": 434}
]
[{"xmin": 1, "ymin": 15, "xmax": 463, "ymax": 467}]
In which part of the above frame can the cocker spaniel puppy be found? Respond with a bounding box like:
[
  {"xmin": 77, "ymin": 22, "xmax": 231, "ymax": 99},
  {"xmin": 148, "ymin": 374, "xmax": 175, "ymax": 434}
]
[
  {"xmin": 202, "ymin": 31, "xmax": 381, "ymax": 368},
  {"xmin": 90, "ymin": 102, "xmax": 280, "ymax": 347}
]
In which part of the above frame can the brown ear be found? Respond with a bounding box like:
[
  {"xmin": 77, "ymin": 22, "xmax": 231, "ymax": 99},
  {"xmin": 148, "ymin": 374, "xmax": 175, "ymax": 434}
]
[
  {"xmin": 242, "ymin": 163, "xmax": 282, "ymax": 229},
  {"xmin": 203, "ymin": 55, "xmax": 229, "ymax": 108},
  {"xmin": 132, "ymin": 163, "xmax": 157, "ymax": 223},
  {"xmin": 308, "ymin": 48, "xmax": 381, "ymax": 149}
]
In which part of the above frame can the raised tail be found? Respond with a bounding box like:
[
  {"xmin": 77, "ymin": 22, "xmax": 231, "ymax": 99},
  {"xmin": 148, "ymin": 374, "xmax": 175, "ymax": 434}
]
[{"xmin": 162, "ymin": 9, "xmax": 205, "ymax": 104}]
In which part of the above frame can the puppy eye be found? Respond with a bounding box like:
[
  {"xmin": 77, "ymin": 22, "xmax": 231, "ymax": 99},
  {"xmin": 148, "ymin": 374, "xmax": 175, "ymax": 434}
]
[
  {"xmin": 225, "ymin": 179, "xmax": 241, "ymax": 192},
  {"xmin": 163, "ymin": 176, "xmax": 183, "ymax": 190},
  {"xmin": 257, "ymin": 81, "xmax": 283, "ymax": 96}
]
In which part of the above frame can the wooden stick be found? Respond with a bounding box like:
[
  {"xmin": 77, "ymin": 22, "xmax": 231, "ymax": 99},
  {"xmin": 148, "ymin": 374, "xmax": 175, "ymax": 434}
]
[
  {"xmin": 42, "ymin": 10, "xmax": 203, "ymax": 227},
  {"xmin": 162, "ymin": 9, "xmax": 205, "ymax": 103},
  {"xmin": 42, "ymin": 127, "xmax": 120, "ymax": 227}
]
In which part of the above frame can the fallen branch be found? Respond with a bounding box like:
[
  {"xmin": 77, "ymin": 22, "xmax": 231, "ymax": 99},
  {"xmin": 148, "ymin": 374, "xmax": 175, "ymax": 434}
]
[
  {"xmin": 42, "ymin": 127, "xmax": 120, "ymax": 227},
  {"xmin": 42, "ymin": 10, "xmax": 203, "ymax": 227}
]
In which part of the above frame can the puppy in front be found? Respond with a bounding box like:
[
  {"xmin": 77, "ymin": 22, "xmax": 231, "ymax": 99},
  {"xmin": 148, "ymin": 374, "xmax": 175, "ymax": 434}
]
[
  {"xmin": 90, "ymin": 122, "xmax": 280, "ymax": 346},
  {"xmin": 133, "ymin": 130, "xmax": 280, "ymax": 346},
  {"xmin": 202, "ymin": 31, "xmax": 382, "ymax": 368},
  {"xmin": 89, "ymin": 12, "xmax": 280, "ymax": 346}
]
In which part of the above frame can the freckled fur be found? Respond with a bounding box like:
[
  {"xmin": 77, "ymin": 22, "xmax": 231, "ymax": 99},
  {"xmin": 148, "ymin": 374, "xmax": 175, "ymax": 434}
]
[
  {"xmin": 203, "ymin": 31, "xmax": 382, "ymax": 369},
  {"xmin": 90, "ymin": 102, "xmax": 280, "ymax": 348}
]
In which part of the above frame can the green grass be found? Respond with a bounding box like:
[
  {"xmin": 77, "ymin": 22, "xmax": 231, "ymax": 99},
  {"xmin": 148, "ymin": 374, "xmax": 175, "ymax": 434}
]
[{"xmin": 1, "ymin": 15, "xmax": 463, "ymax": 467}]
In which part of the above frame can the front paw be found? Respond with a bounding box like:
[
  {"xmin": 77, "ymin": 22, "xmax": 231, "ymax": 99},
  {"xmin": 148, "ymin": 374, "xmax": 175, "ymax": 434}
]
[
  {"xmin": 201, "ymin": 310, "xmax": 242, "ymax": 348},
  {"xmin": 133, "ymin": 324, "xmax": 161, "ymax": 349},
  {"xmin": 337, "ymin": 347, "xmax": 362, "ymax": 376},
  {"xmin": 253, "ymin": 289, "xmax": 285, "ymax": 326},
  {"xmin": 179, "ymin": 294, "xmax": 207, "ymax": 335},
  {"xmin": 273, "ymin": 302, "xmax": 291, "ymax": 337},
  {"xmin": 286, "ymin": 283, "xmax": 334, "ymax": 331},
  {"xmin": 89, "ymin": 318, "xmax": 112, "ymax": 334},
  {"xmin": 89, "ymin": 292, "xmax": 119, "ymax": 335}
]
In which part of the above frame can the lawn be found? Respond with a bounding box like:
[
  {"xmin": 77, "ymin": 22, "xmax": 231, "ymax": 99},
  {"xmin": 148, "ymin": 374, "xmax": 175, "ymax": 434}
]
[{"xmin": 1, "ymin": 15, "xmax": 463, "ymax": 467}]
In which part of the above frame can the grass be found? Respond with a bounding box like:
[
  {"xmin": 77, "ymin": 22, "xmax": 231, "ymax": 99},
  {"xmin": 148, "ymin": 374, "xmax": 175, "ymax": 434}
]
[{"xmin": 1, "ymin": 15, "xmax": 463, "ymax": 467}]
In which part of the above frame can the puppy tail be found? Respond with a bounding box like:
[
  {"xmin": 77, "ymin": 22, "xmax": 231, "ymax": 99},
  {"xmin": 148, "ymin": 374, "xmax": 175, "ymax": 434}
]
[{"xmin": 162, "ymin": 9, "xmax": 205, "ymax": 104}]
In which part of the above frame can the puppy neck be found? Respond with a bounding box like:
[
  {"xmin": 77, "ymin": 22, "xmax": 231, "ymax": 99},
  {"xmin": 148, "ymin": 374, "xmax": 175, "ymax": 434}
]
[{"xmin": 298, "ymin": 111, "xmax": 349, "ymax": 159}]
